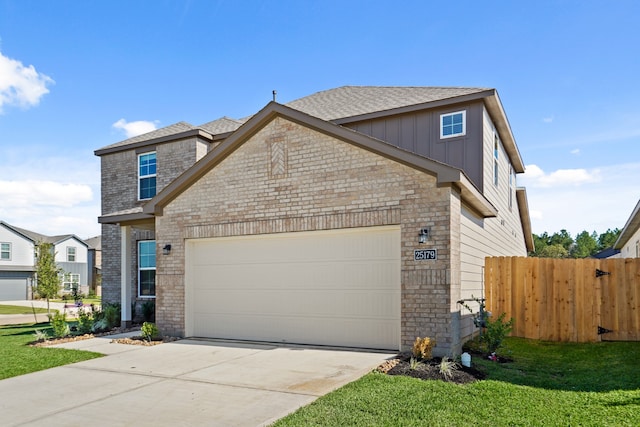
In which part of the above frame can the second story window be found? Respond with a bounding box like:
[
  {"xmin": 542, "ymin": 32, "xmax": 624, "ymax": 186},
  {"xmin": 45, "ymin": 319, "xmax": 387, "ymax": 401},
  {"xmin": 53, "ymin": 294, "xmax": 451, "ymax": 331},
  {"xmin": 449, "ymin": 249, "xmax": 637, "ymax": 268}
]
[
  {"xmin": 440, "ymin": 111, "xmax": 466, "ymax": 139},
  {"xmin": 67, "ymin": 246, "xmax": 76, "ymax": 262},
  {"xmin": 0, "ymin": 243, "xmax": 10, "ymax": 260},
  {"xmin": 139, "ymin": 152, "xmax": 157, "ymax": 200}
]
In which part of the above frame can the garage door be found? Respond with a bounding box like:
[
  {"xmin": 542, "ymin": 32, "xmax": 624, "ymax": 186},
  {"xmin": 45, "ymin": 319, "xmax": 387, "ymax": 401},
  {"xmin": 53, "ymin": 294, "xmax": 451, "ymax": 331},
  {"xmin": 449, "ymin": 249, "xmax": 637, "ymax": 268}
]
[
  {"xmin": 0, "ymin": 278, "xmax": 28, "ymax": 301},
  {"xmin": 185, "ymin": 226, "xmax": 401, "ymax": 350}
]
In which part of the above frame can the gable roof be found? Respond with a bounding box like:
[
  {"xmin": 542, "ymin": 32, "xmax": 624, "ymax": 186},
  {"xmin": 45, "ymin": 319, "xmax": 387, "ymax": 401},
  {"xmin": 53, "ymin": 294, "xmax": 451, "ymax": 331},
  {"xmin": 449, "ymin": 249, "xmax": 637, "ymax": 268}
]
[
  {"xmin": 142, "ymin": 101, "xmax": 498, "ymax": 219},
  {"xmin": 0, "ymin": 221, "xmax": 87, "ymax": 247},
  {"xmin": 285, "ymin": 86, "xmax": 490, "ymax": 121},
  {"xmin": 614, "ymin": 199, "xmax": 640, "ymax": 250},
  {"xmin": 94, "ymin": 86, "xmax": 524, "ymax": 173}
]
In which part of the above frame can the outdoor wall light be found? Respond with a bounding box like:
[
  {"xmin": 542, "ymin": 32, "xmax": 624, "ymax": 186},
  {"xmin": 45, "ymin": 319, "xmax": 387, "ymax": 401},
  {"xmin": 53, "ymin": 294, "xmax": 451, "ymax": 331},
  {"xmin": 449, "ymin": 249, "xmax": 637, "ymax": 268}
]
[
  {"xmin": 418, "ymin": 227, "xmax": 430, "ymax": 244},
  {"xmin": 162, "ymin": 244, "xmax": 172, "ymax": 255}
]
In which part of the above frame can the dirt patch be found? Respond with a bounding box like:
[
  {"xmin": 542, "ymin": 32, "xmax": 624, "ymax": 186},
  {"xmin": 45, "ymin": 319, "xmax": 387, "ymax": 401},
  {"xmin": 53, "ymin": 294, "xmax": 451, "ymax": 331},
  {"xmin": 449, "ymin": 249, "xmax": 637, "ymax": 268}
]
[{"xmin": 377, "ymin": 354, "xmax": 486, "ymax": 384}]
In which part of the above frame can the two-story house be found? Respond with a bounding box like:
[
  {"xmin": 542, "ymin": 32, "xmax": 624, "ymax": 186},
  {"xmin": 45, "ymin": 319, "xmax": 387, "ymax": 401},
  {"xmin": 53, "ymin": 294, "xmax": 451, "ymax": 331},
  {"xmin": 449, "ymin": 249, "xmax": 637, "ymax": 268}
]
[
  {"xmin": 0, "ymin": 221, "xmax": 89, "ymax": 300},
  {"xmin": 96, "ymin": 86, "xmax": 533, "ymax": 355}
]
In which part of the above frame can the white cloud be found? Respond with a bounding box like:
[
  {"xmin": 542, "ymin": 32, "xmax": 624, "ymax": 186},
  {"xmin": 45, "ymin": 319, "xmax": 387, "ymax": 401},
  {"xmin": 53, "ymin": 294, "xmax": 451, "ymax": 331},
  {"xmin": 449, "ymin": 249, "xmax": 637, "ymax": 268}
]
[
  {"xmin": 520, "ymin": 164, "xmax": 601, "ymax": 188},
  {"xmin": 0, "ymin": 151, "xmax": 101, "ymax": 239},
  {"xmin": 0, "ymin": 180, "xmax": 92, "ymax": 207},
  {"xmin": 522, "ymin": 162, "xmax": 640, "ymax": 236},
  {"xmin": 570, "ymin": 148, "xmax": 580, "ymax": 155},
  {"xmin": 0, "ymin": 51, "xmax": 54, "ymax": 113},
  {"xmin": 112, "ymin": 118, "xmax": 159, "ymax": 138},
  {"xmin": 542, "ymin": 116, "xmax": 554, "ymax": 123}
]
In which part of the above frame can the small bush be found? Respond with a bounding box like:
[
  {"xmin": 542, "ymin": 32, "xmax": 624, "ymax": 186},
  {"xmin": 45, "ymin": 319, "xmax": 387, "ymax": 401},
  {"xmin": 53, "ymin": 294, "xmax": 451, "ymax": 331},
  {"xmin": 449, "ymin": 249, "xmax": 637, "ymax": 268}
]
[
  {"xmin": 141, "ymin": 300, "xmax": 155, "ymax": 322},
  {"xmin": 140, "ymin": 322, "xmax": 159, "ymax": 342},
  {"xmin": 33, "ymin": 329, "xmax": 49, "ymax": 341},
  {"xmin": 409, "ymin": 357, "xmax": 421, "ymax": 370},
  {"xmin": 49, "ymin": 312, "xmax": 70, "ymax": 338},
  {"xmin": 412, "ymin": 337, "xmax": 436, "ymax": 360},
  {"xmin": 439, "ymin": 357, "xmax": 457, "ymax": 380},
  {"xmin": 103, "ymin": 303, "xmax": 121, "ymax": 329},
  {"xmin": 76, "ymin": 307, "xmax": 94, "ymax": 334},
  {"xmin": 483, "ymin": 313, "xmax": 514, "ymax": 353}
]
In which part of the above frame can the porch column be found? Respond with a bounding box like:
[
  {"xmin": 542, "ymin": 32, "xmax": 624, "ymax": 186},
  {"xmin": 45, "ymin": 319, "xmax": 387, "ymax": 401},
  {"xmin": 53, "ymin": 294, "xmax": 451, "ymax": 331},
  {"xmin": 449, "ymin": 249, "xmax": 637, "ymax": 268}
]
[{"xmin": 120, "ymin": 225, "xmax": 132, "ymax": 328}]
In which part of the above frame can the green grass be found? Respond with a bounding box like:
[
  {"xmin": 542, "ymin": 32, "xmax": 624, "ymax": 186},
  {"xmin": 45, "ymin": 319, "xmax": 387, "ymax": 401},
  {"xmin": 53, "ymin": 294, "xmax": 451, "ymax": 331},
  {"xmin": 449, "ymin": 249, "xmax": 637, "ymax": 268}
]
[
  {"xmin": 0, "ymin": 323, "xmax": 103, "ymax": 380},
  {"xmin": 0, "ymin": 305, "xmax": 49, "ymax": 315},
  {"xmin": 273, "ymin": 337, "xmax": 640, "ymax": 427}
]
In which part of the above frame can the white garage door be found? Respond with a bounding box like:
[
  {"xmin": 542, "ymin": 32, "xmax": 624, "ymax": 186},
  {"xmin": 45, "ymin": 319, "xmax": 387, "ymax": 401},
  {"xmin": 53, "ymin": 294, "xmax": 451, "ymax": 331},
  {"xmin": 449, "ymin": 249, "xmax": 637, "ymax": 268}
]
[
  {"xmin": 185, "ymin": 226, "xmax": 401, "ymax": 350},
  {"xmin": 0, "ymin": 278, "xmax": 28, "ymax": 301}
]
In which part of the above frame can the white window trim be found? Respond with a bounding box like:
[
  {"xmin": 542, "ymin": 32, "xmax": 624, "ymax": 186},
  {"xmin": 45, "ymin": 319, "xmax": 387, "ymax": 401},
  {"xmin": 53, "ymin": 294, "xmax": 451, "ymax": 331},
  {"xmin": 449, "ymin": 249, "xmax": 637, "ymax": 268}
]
[
  {"xmin": 62, "ymin": 273, "xmax": 80, "ymax": 292},
  {"xmin": 138, "ymin": 152, "xmax": 157, "ymax": 201},
  {"xmin": 0, "ymin": 242, "xmax": 11, "ymax": 261},
  {"xmin": 138, "ymin": 240, "xmax": 156, "ymax": 298},
  {"xmin": 67, "ymin": 246, "xmax": 76, "ymax": 262},
  {"xmin": 440, "ymin": 110, "xmax": 466, "ymax": 139}
]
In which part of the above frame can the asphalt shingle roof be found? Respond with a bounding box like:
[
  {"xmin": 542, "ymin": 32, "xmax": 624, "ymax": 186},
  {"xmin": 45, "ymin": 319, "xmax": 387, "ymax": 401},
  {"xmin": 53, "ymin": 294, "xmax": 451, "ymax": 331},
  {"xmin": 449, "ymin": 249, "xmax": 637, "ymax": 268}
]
[
  {"xmin": 96, "ymin": 86, "xmax": 491, "ymax": 152},
  {"xmin": 284, "ymin": 86, "xmax": 490, "ymax": 121}
]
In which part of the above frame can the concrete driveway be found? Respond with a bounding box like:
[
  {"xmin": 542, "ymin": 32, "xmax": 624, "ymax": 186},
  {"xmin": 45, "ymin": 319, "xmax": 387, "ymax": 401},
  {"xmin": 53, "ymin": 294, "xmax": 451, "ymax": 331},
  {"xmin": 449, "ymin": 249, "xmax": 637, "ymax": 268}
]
[{"xmin": 0, "ymin": 333, "xmax": 394, "ymax": 426}]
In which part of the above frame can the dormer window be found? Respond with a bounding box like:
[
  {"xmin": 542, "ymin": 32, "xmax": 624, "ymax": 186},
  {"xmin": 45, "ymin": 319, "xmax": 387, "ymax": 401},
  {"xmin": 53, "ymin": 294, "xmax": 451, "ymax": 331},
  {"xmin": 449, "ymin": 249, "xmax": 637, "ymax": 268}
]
[
  {"xmin": 138, "ymin": 152, "xmax": 157, "ymax": 200},
  {"xmin": 440, "ymin": 111, "xmax": 466, "ymax": 139}
]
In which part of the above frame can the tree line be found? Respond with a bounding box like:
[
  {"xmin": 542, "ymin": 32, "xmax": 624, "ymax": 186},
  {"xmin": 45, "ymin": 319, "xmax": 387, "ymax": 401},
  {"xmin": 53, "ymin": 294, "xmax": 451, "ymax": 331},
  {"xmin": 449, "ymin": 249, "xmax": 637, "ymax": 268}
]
[{"xmin": 530, "ymin": 228, "xmax": 621, "ymax": 258}]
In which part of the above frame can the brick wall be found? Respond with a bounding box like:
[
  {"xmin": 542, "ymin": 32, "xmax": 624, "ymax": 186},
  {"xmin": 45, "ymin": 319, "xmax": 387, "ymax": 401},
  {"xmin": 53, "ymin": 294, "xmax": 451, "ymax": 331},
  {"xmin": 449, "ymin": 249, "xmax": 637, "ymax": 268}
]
[
  {"xmin": 155, "ymin": 116, "xmax": 461, "ymax": 354},
  {"xmin": 100, "ymin": 137, "xmax": 207, "ymax": 307}
]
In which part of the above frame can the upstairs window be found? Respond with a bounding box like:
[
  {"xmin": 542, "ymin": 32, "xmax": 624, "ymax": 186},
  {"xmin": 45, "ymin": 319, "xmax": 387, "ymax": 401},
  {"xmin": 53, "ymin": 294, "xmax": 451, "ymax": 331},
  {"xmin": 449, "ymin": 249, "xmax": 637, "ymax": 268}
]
[
  {"xmin": 138, "ymin": 152, "xmax": 157, "ymax": 200},
  {"xmin": 67, "ymin": 246, "xmax": 76, "ymax": 262},
  {"xmin": 440, "ymin": 111, "xmax": 466, "ymax": 139},
  {"xmin": 138, "ymin": 240, "xmax": 156, "ymax": 297},
  {"xmin": 0, "ymin": 243, "xmax": 10, "ymax": 260}
]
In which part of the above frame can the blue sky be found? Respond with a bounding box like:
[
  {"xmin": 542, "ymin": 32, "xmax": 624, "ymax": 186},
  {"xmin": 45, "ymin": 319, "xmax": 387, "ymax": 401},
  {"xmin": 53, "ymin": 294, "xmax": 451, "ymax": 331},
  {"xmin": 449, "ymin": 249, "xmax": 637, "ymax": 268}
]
[{"xmin": 1, "ymin": 0, "xmax": 639, "ymax": 240}]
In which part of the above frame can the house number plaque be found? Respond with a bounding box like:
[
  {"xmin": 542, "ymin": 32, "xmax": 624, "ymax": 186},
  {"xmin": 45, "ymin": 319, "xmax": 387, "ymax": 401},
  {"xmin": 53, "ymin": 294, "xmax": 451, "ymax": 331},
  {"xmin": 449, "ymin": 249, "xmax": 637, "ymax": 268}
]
[{"xmin": 414, "ymin": 249, "xmax": 437, "ymax": 261}]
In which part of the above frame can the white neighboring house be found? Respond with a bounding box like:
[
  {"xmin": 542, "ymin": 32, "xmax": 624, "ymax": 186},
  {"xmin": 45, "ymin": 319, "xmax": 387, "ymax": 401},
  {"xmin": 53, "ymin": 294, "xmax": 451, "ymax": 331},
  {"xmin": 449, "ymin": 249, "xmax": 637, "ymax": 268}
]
[
  {"xmin": 613, "ymin": 199, "xmax": 640, "ymax": 258},
  {"xmin": 0, "ymin": 221, "xmax": 89, "ymax": 301}
]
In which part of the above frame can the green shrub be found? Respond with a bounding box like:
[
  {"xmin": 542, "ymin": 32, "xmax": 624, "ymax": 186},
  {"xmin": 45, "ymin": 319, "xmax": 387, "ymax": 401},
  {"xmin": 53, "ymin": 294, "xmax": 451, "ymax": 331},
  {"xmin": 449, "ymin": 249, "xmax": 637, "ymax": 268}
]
[
  {"xmin": 49, "ymin": 311, "xmax": 70, "ymax": 338},
  {"xmin": 140, "ymin": 322, "xmax": 159, "ymax": 342},
  {"xmin": 483, "ymin": 312, "xmax": 514, "ymax": 353},
  {"xmin": 103, "ymin": 303, "xmax": 121, "ymax": 329},
  {"xmin": 76, "ymin": 307, "xmax": 94, "ymax": 334},
  {"xmin": 141, "ymin": 300, "xmax": 155, "ymax": 322}
]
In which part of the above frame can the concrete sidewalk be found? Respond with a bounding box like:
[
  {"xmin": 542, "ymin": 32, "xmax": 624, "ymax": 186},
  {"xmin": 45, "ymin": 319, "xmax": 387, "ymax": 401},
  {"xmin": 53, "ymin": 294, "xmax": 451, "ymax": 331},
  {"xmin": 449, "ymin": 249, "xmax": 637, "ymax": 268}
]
[
  {"xmin": 0, "ymin": 334, "xmax": 394, "ymax": 426},
  {"xmin": 0, "ymin": 300, "xmax": 88, "ymax": 325}
]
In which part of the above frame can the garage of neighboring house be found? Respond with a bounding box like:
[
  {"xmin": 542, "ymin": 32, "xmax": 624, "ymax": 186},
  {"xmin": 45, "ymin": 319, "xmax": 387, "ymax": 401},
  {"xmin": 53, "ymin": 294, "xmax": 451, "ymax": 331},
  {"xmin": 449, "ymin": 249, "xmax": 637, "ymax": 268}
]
[
  {"xmin": 185, "ymin": 226, "xmax": 401, "ymax": 350},
  {"xmin": 0, "ymin": 273, "xmax": 31, "ymax": 301}
]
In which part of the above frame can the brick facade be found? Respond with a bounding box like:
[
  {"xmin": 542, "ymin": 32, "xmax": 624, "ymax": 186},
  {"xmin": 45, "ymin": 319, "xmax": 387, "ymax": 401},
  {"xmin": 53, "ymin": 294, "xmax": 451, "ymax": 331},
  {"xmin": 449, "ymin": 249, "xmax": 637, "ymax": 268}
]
[{"xmin": 155, "ymin": 117, "xmax": 461, "ymax": 354}]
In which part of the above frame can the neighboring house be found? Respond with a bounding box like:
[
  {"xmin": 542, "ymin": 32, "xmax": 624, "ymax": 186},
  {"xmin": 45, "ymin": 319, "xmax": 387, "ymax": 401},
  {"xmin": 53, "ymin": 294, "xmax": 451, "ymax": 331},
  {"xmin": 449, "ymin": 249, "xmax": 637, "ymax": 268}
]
[
  {"xmin": 613, "ymin": 199, "xmax": 640, "ymax": 258},
  {"xmin": 0, "ymin": 221, "xmax": 89, "ymax": 300},
  {"xmin": 85, "ymin": 235, "xmax": 102, "ymax": 296},
  {"xmin": 96, "ymin": 86, "xmax": 534, "ymax": 355}
]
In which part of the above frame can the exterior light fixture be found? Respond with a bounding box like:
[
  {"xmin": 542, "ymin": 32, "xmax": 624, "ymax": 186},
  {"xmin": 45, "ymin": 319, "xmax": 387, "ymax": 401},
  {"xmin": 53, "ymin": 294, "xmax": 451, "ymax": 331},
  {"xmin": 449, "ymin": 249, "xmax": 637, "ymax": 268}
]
[
  {"xmin": 418, "ymin": 227, "xmax": 430, "ymax": 244},
  {"xmin": 162, "ymin": 244, "xmax": 172, "ymax": 255}
]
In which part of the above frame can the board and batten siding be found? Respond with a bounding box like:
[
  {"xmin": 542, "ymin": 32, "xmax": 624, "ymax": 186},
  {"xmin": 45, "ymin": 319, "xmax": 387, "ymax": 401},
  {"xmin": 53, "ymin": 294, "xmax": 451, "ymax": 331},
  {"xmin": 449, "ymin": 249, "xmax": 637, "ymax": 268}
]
[
  {"xmin": 458, "ymin": 106, "xmax": 527, "ymax": 337},
  {"xmin": 345, "ymin": 101, "xmax": 485, "ymax": 191}
]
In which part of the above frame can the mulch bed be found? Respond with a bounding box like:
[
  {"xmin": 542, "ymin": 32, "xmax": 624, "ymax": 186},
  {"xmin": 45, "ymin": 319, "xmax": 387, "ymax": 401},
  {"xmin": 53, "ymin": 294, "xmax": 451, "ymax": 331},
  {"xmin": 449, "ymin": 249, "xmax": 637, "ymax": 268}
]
[
  {"xmin": 377, "ymin": 354, "xmax": 488, "ymax": 384},
  {"xmin": 29, "ymin": 327, "xmax": 179, "ymax": 347}
]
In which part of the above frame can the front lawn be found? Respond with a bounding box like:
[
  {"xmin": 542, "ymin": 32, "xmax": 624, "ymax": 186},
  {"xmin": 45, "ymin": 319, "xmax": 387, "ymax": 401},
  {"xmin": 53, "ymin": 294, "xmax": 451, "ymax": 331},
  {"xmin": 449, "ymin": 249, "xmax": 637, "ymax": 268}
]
[
  {"xmin": 0, "ymin": 305, "xmax": 49, "ymax": 315},
  {"xmin": 273, "ymin": 338, "xmax": 640, "ymax": 426},
  {"xmin": 0, "ymin": 323, "xmax": 102, "ymax": 380}
]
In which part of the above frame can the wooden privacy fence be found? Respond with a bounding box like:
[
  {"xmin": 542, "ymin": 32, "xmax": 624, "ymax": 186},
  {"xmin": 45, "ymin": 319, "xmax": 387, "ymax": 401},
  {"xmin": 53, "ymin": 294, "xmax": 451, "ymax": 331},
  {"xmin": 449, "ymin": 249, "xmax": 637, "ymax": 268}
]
[{"xmin": 484, "ymin": 257, "xmax": 640, "ymax": 342}]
